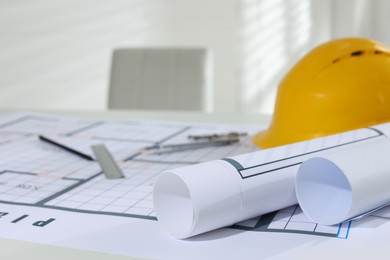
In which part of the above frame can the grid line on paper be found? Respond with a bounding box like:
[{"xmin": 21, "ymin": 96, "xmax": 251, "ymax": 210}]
[
  {"xmin": 71, "ymin": 121, "xmax": 190, "ymax": 143},
  {"xmin": 35, "ymin": 172, "xmax": 103, "ymax": 205},
  {"xmin": 231, "ymin": 205, "xmax": 348, "ymax": 238},
  {"xmin": 42, "ymin": 160, "xmax": 182, "ymax": 218},
  {"xmin": 0, "ymin": 115, "xmax": 98, "ymax": 135},
  {"xmin": 0, "ymin": 115, "xmax": 32, "ymax": 130},
  {"xmin": 66, "ymin": 121, "xmax": 105, "ymax": 136},
  {"xmin": 0, "ymin": 171, "xmax": 80, "ymax": 205}
]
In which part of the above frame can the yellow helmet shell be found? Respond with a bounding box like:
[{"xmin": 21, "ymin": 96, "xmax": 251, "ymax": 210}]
[{"xmin": 253, "ymin": 38, "xmax": 390, "ymax": 148}]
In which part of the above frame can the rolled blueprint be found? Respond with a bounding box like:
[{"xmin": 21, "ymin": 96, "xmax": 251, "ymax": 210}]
[
  {"xmin": 296, "ymin": 139, "xmax": 390, "ymax": 225},
  {"xmin": 153, "ymin": 123, "xmax": 390, "ymax": 239}
]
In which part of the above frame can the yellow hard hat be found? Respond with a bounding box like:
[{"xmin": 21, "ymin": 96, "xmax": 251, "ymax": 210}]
[{"xmin": 253, "ymin": 38, "xmax": 390, "ymax": 148}]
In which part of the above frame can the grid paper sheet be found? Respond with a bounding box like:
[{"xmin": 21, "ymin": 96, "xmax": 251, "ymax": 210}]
[{"xmin": 0, "ymin": 113, "xmax": 351, "ymax": 238}]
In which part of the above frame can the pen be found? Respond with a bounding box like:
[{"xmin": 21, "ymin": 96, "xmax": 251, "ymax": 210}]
[
  {"xmin": 38, "ymin": 135, "xmax": 94, "ymax": 161},
  {"xmin": 143, "ymin": 138, "xmax": 239, "ymax": 155},
  {"xmin": 39, "ymin": 135, "xmax": 125, "ymax": 179},
  {"xmin": 188, "ymin": 132, "xmax": 247, "ymax": 141}
]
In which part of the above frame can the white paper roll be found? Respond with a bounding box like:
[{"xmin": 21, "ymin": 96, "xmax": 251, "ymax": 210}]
[
  {"xmin": 296, "ymin": 139, "xmax": 390, "ymax": 225},
  {"xmin": 153, "ymin": 157, "xmax": 299, "ymax": 239},
  {"xmin": 153, "ymin": 125, "xmax": 390, "ymax": 238},
  {"xmin": 153, "ymin": 160, "xmax": 243, "ymax": 239}
]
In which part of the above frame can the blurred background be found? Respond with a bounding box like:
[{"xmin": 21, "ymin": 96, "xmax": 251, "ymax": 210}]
[{"xmin": 0, "ymin": 0, "xmax": 389, "ymax": 114}]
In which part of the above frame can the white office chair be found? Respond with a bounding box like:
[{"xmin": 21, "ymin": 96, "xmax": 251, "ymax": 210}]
[{"xmin": 108, "ymin": 48, "xmax": 213, "ymax": 111}]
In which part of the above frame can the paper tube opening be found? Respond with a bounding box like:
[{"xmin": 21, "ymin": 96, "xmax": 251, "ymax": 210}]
[
  {"xmin": 296, "ymin": 157, "xmax": 353, "ymax": 225},
  {"xmin": 153, "ymin": 161, "xmax": 242, "ymax": 239},
  {"xmin": 153, "ymin": 172, "xmax": 194, "ymax": 239}
]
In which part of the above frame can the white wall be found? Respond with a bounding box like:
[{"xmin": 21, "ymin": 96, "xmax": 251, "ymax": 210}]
[
  {"xmin": 0, "ymin": 0, "xmax": 239, "ymax": 112},
  {"xmin": 0, "ymin": 0, "xmax": 389, "ymax": 114},
  {"xmin": 237, "ymin": 0, "xmax": 390, "ymax": 114}
]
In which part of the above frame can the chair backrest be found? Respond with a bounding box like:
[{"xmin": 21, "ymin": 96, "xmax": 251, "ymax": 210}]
[{"xmin": 108, "ymin": 48, "xmax": 212, "ymax": 111}]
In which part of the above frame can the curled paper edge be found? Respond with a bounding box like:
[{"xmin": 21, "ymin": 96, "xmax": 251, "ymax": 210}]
[{"xmin": 296, "ymin": 139, "xmax": 390, "ymax": 225}]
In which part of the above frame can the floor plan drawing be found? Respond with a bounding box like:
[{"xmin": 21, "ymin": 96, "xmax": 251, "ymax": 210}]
[{"xmin": 0, "ymin": 113, "xmax": 352, "ymax": 239}]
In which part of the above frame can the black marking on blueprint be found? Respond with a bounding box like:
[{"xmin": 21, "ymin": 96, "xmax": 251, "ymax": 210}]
[
  {"xmin": 241, "ymin": 163, "xmax": 302, "ymax": 179},
  {"xmin": 313, "ymin": 223, "xmax": 319, "ymax": 232},
  {"xmin": 243, "ymin": 134, "xmax": 381, "ymax": 172},
  {"xmin": 0, "ymin": 170, "xmax": 38, "ymax": 176},
  {"xmin": 230, "ymin": 133, "xmax": 383, "ymax": 179},
  {"xmin": 230, "ymin": 212, "xmax": 277, "ymax": 231},
  {"xmin": 221, "ymin": 158, "xmax": 244, "ymax": 170},
  {"xmin": 0, "ymin": 199, "xmax": 158, "ymax": 221},
  {"xmin": 155, "ymin": 126, "xmax": 192, "ymax": 145},
  {"xmin": 367, "ymin": 126, "xmax": 386, "ymax": 137},
  {"xmin": 255, "ymin": 212, "xmax": 278, "ymax": 228},
  {"xmin": 0, "ymin": 114, "xmax": 73, "ymax": 132},
  {"xmin": 0, "ymin": 200, "xmax": 46, "ymax": 208},
  {"xmin": 284, "ymin": 206, "xmax": 299, "ymax": 229},
  {"xmin": 122, "ymin": 152, "xmax": 143, "ymax": 162},
  {"xmin": 230, "ymin": 210, "xmax": 337, "ymax": 238},
  {"xmin": 122, "ymin": 151, "xmax": 146, "ymax": 162},
  {"xmin": 129, "ymin": 158, "xmax": 195, "ymax": 165},
  {"xmin": 0, "ymin": 131, "xmax": 32, "ymax": 137},
  {"xmin": 41, "ymin": 205, "xmax": 158, "ymax": 221},
  {"xmin": 35, "ymin": 172, "xmax": 103, "ymax": 206},
  {"xmin": 0, "ymin": 170, "xmax": 91, "ymax": 182},
  {"xmin": 0, "ymin": 114, "xmax": 96, "ymax": 136},
  {"xmin": 0, "ymin": 200, "xmax": 335, "ymax": 236},
  {"xmin": 70, "ymin": 123, "xmax": 190, "ymax": 144},
  {"xmin": 0, "ymin": 169, "xmax": 158, "ymax": 221},
  {"xmin": 66, "ymin": 121, "xmax": 105, "ymax": 136},
  {"xmin": 0, "ymin": 115, "xmax": 32, "ymax": 130},
  {"xmin": 262, "ymin": 229, "xmax": 336, "ymax": 238},
  {"xmin": 28, "ymin": 115, "xmax": 58, "ymax": 121},
  {"xmin": 91, "ymin": 136, "xmax": 155, "ymax": 143},
  {"xmin": 121, "ymin": 126, "xmax": 192, "ymax": 162},
  {"xmin": 0, "ymin": 140, "xmax": 11, "ymax": 146}
]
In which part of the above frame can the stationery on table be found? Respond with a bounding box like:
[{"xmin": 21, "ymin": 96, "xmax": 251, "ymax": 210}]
[
  {"xmin": 39, "ymin": 132, "xmax": 246, "ymax": 179},
  {"xmin": 2, "ymin": 112, "xmax": 390, "ymax": 260}
]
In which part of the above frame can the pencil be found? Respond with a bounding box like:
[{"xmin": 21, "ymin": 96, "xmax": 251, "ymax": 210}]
[{"xmin": 38, "ymin": 135, "xmax": 94, "ymax": 161}]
